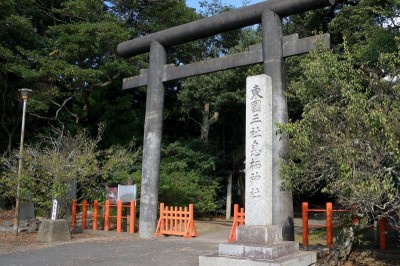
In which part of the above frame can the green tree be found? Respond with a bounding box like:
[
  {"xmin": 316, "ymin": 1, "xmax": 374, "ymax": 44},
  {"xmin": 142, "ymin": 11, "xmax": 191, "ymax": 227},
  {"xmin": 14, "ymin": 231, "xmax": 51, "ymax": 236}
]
[
  {"xmin": 282, "ymin": 45, "xmax": 399, "ymax": 263},
  {"xmin": 1, "ymin": 125, "xmax": 142, "ymax": 218},
  {"xmin": 0, "ymin": 0, "xmax": 44, "ymax": 155},
  {"xmin": 159, "ymin": 141, "xmax": 220, "ymax": 216},
  {"xmin": 279, "ymin": 0, "xmax": 399, "ymax": 260}
]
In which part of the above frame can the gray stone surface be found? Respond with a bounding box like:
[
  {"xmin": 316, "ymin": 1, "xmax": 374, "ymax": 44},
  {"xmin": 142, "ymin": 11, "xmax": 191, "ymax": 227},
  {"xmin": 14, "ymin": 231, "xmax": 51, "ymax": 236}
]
[
  {"xmin": 36, "ymin": 219, "xmax": 71, "ymax": 243},
  {"xmin": 246, "ymin": 75, "xmax": 273, "ymax": 227},
  {"xmin": 122, "ymin": 33, "xmax": 330, "ymax": 89},
  {"xmin": 219, "ymin": 243, "xmax": 245, "ymax": 256},
  {"xmin": 200, "ymin": 251, "xmax": 317, "ymax": 266},
  {"xmin": 219, "ymin": 242, "xmax": 299, "ymax": 259},
  {"xmin": 237, "ymin": 225, "xmax": 282, "ymax": 245},
  {"xmin": 244, "ymin": 242, "xmax": 299, "ymax": 259},
  {"xmin": 0, "ymin": 218, "xmax": 41, "ymax": 233},
  {"xmin": 117, "ymin": 0, "xmax": 334, "ymax": 57},
  {"xmin": 0, "ymin": 219, "xmax": 326, "ymax": 266},
  {"xmin": 139, "ymin": 41, "xmax": 167, "ymax": 239},
  {"xmin": 262, "ymin": 8, "xmax": 294, "ymax": 242},
  {"xmin": 19, "ymin": 200, "xmax": 35, "ymax": 220}
]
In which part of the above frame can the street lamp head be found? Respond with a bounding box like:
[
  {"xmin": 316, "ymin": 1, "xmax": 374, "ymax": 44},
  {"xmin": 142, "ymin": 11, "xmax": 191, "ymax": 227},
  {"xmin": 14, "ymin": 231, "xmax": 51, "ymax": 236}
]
[{"xmin": 19, "ymin": 88, "xmax": 33, "ymax": 100}]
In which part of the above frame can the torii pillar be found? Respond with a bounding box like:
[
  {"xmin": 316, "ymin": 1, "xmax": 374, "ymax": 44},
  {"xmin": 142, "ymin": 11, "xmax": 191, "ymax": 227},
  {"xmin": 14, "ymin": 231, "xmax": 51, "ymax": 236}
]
[
  {"xmin": 139, "ymin": 41, "xmax": 166, "ymax": 239},
  {"xmin": 262, "ymin": 9, "xmax": 293, "ymax": 241}
]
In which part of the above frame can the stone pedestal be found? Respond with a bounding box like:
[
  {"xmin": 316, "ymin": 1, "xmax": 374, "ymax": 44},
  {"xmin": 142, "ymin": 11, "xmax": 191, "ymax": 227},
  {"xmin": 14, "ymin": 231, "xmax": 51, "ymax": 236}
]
[
  {"xmin": 199, "ymin": 225, "xmax": 316, "ymax": 266},
  {"xmin": 36, "ymin": 219, "xmax": 71, "ymax": 243}
]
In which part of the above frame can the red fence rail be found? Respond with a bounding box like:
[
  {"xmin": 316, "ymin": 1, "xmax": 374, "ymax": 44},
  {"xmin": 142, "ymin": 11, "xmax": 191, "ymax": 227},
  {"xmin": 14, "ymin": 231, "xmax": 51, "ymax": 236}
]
[
  {"xmin": 104, "ymin": 199, "xmax": 135, "ymax": 234},
  {"xmin": 72, "ymin": 199, "xmax": 98, "ymax": 229},
  {"xmin": 302, "ymin": 202, "xmax": 355, "ymax": 248},
  {"xmin": 71, "ymin": 199, "xmax": 135, "ymax": 234}
]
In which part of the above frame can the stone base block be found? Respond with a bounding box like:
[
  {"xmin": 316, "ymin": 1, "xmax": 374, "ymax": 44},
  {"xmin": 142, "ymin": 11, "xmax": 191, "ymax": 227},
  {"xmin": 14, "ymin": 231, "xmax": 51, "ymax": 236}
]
[
  {"xmin": 237, "ymin": 225, "xmax": 282, "ymax": 245},
  {"xmin": 199, "ymin": 251, "xmax": 317, "ymax": 266},
  {"xmin": 219, "ymin": 241, "xmax": 299, "ymax": 259},
  {"xmin": 36, "ymin": 219, "xmax": 71, "ymax": 243}
]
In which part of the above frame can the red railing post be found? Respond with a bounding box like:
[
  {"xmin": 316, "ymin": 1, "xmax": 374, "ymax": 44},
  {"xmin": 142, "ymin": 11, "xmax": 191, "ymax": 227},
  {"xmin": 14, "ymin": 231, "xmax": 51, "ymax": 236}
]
[
  {"xmin": 239, "ymin": 207, "xmax": 245, "ymax": 225},
  {"xmin": 129, "ymin": 200, "xmax": 135, "ymax": 234},
  {"xmin": 326, "ymin": 202, "xmax": 333, "ymax": 248},
  {"xmin": 187, "ymin": 204, "xmax": 194, "ymax": 237},
  {"xmin": 93, "ymin": 200, "xmax": 98, "ymax": 230},
  {"xmin": 104, "ymin": 200, "xmax": 110, "ymax": 231},
  {"xmin": 155, "ymin": 203, "xmax": 165, "ymax": 237},
  {"xmin": 302, "ymin": 202, "xmax": 309, "ymax": 248},
  {"xmin": 379, "ymin": 217, "xmax": 387, "ymax": 250},
  {"xmin": 229, "ymin": 204, "xmax": 239, "ymax": 242},
  {"xmin": 117, "ymin": 200, "xmax": 122, "ymax": 233},
  {"xmin": 82, "ymin": 199, "xmax": 88, "ymax": 229},
  {"xmin": 71, "ymin": 199, "xmax": 77, "ymax": 229}
]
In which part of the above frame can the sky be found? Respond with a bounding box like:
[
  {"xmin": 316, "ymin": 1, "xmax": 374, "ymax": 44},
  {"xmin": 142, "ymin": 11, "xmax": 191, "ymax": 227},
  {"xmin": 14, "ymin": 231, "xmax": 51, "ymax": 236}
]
[{"xmin": 186, "ymin": 0, "xmax": 264, "ymax": 12}]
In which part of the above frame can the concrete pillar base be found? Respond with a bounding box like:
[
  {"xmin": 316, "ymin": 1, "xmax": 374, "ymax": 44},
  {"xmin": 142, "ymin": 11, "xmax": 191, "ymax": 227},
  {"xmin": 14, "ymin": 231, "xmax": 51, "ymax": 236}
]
[{"xmin": 36, "ymin": 219, "xmax": 71, "ymax": 243}]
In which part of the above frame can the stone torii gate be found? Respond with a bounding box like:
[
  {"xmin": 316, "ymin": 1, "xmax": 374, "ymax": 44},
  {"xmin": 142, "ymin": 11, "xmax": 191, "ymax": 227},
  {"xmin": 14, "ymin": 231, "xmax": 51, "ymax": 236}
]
[{"xmin": 118, "ymin": 0, "xmax": 334, "ymax": 240}]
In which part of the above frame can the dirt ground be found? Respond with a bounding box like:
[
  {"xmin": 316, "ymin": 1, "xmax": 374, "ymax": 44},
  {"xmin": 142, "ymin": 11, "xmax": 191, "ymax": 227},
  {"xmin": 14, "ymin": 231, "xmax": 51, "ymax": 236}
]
[{"xmin": 0, "ymin": 209, "xmax": 399, "ymax": 265}]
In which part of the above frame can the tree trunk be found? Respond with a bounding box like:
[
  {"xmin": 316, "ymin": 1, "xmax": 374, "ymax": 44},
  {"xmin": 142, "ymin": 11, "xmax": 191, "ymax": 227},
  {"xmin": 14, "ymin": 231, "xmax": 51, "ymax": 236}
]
[
  {"xmin": 200, "ymin": 102, "xmax": 219, "ymax": 142},
  {"xmin": 320, "ymin": 226, "xmax": 355, "ymax": 266},
  {"xmin": 226, "ymin": 172, "xmax": 232, "ymax": 220}
]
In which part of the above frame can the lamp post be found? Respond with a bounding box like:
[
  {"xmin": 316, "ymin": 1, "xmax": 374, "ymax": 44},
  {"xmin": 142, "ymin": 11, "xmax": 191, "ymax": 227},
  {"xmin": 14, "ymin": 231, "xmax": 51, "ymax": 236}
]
[{"xmin": 13, "ymin": 88, "xmax": 33, "ymax": 236}]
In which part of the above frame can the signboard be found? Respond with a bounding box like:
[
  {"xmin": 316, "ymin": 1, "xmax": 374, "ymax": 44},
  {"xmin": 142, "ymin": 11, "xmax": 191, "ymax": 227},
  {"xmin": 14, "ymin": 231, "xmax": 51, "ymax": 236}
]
[
  {"xmin": 106, "ymin": 186, "xmax": 118, "ymax": 204},
  {"xmin": 118, "ymin": 185, "xmax": 137, "ymax": 203},
  {"xmin": 51, "ymin": 199, "xmax": 58, "ymax": 220}
]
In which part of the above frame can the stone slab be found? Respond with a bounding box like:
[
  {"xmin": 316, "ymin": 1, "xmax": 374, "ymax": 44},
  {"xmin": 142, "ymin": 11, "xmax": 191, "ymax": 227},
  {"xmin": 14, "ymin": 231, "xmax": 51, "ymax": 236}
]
[
  {"xmin": 199, "ymin": 251, "xmax": 317, "ymax": 266},
  {"xmin": 219, "ymin": 243, "xmax": 245, "ymax": 256},
  {"xmin": 237, "ymin": 225, "xmax": 282, "ymax": 245},
  {"xmin": 19, "ymin": 200, "xmax": 35, "ymax": 220},
  {"xmin": 245, "ymin": 242, "xmax": 299, "ymax": 259},
  {"xmin": 36, "ymin": 219, "xmax": 71, "ymax": 243},
  {"xmin": 219, "ymin": 242, "xmax": 299, "ymax": 260}
]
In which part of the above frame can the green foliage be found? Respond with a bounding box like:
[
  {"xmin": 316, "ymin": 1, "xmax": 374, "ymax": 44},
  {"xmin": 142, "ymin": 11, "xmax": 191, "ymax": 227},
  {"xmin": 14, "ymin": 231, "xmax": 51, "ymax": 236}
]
[
  {"xmin": 101, "ymin": 142, "xmax": 141, "ymax": 186},
  {"xmin": 158, "ymin": 141, "xmax": 220, "ymax": 216},
  {"xmin": 1, "ymin": 125, "xmax": 141, "ymax": 217},
  {"xmin": 281, "ymin": 43, "xmax": 400, "ymax": 222}
]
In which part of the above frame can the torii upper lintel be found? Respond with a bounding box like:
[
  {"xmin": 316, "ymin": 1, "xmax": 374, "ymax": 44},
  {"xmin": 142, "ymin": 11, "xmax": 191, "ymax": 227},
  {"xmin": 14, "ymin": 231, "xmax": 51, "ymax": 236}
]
[{"xmin": 117, "ymin": 0, "xmax": 334, "ymax": 58}]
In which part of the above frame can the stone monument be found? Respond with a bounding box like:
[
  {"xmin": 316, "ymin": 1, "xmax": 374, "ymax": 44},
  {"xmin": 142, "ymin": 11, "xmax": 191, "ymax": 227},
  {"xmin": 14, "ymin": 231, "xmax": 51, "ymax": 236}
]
[
  {"xmin": 198, "ymin": 75, "xmax": 315, "ymax": 265},
  {"xmin": 117, "ymin": 0, "xmax": 335, "ymax": 241}
]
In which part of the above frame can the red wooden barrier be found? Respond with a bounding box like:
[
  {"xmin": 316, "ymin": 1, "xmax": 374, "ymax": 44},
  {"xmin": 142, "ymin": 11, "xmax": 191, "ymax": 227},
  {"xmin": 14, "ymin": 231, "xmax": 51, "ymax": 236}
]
[
  {"xmin": 228, "ymin": 204, "xmax": 245, "ymax": 242},
  {"xmin": 155, "ymin": 203, "xmax": 198, "ymax": 238}
]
